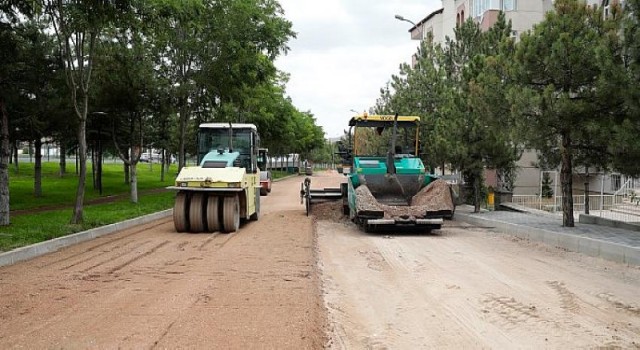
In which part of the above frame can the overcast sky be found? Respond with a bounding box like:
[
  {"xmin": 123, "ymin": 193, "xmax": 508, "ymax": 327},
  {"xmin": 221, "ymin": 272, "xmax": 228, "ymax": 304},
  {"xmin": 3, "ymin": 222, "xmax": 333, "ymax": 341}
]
[{"xmin": 275, "ymin": 0, "xmax": 441, "ymax": 139}]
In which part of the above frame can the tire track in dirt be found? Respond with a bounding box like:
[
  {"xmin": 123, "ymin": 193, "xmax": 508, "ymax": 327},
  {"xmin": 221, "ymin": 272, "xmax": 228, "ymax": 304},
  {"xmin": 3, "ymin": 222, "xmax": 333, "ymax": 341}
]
[
  {"xmin": 79, "ymin": 240, "xmax": 152, "ymax": 273},
  {"xmin": 151, "ymin": 321, "xmax": 177, "ymax": 350},
  {"xmin": 210, "ymin": 232, "xmax": 239, "ymax": 250},
  {"xmin": 481, "ymin": 294, "xmax": 540, "ymax": 329},
  {"xmin": 39, "ymin": 220, "xmax": 171, "ymax": 268},
  {"xmin": 197, "ymin": 233, "xmax": 220, "ymax": 250},
  {"xmin": 60, "ymin": 240, "xmax": 139, "ymax": 270},
  {"xmin": 597, "ymin": 292, "xmax": 640, "ymax": 316},
  {"xmin": 175, "ymin": 241, "xmax": 190, "ymax": 251},
  {"xmin": 108, "ymin": 241, "xmax": 170, "ymax": 274},
  {"xmin": 547, "ymin": 281, "xmax": 581, "ymax": 313}
]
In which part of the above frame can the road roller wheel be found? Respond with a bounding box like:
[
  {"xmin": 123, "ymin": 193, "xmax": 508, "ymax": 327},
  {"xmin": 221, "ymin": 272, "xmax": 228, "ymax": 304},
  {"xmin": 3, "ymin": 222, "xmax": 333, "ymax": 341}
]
[
  {"xmin": 222, "ymin": 195, "xmax": 240, "ymax": 233},
  {"xmin": 173, "ymin": 191, "xmax": 189, "ymax": 232},
  {"xmin": 206, "ymin": 195, "xmax": 221, "ymax": 232},
  {"xmin": 189, "ymin": 192, "xmax": 206, "ymax": 233}
]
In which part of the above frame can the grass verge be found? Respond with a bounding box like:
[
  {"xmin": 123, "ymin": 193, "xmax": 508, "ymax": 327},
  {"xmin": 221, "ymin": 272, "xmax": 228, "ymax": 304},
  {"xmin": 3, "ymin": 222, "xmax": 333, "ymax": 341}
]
[
  {"xmin": 0, "ymin": 191, "xmax": 175, "ymax": 252},
  {"xmin": 9, "ymin": 161, "xmax": 178, "ymax": 211}
]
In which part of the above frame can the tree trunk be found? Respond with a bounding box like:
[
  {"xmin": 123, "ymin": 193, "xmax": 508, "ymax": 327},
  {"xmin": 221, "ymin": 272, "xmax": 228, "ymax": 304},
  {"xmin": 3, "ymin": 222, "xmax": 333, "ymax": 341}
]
[
  {"xmin": 584, "ymin": 167, "xmax": 590, "ymax": 215},
  {"xmin": 34, "ymin": 138, "xmax": 42, "ymax": 198},
  {"xmin": 71, "ymin": 117, "xmax": 88, "ymax": 224},
  {"xmin": 561, "ymin": 132, "xmax": 574, "ymax": 227},
  {"xmin": 97, "ymin": 137, "xmax": 103, "ymax": 195},
  {"xmin": 473, "ymin": 174, "xmax": 481, "ymax": 213},
  {"xmin": 178, "ymin": 101, "xmax": 187, "ymax": 171},
  {"xmin": 160, "ymin": 148, "xmax": 165, "ymax": 182},
  {"xmin": 124, "ymin": 161, "xmax": 129, "ymax": 184},
  {"xmin": 584, "ymin": 181, "xmax": 590, "ymax": 215},
  {"xmin": 0, "ymin": 98, "xmax": 10, "ymax": 226},
  {"xmin": 59, "ymin": 142, "xmax": 66, "ymax": 176},
  {"xmin": 130, "ymin": 161, "xmax": 138, "ymax": 203},
  {"xmin": 13, "ymin": 140, "xmax": 18, "ymax": 171},
  {"xmin": 91, "ymin": 143, "xmax": 96, "ymax": 190}
]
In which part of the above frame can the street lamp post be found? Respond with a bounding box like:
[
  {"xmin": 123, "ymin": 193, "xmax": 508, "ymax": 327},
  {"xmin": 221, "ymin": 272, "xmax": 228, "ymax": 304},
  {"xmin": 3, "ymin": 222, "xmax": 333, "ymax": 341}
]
[
  {"xmin": 395, "ymin": 14, "xmax": 421, "ymax": 70},
  {"xmin": 394, "ymin": 14, "xmax": 416, "ymax": 27}
]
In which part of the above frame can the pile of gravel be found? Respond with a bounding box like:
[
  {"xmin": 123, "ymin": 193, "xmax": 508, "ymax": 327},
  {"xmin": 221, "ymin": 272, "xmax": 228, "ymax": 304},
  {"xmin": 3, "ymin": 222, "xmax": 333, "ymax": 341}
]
[
  {"xmin": 310, "ymin": 201, "xmax": 349, "ymax": 222},
  {"xmin": 355, "ymin": 179, "xmax": 453, "ymax": 220}
]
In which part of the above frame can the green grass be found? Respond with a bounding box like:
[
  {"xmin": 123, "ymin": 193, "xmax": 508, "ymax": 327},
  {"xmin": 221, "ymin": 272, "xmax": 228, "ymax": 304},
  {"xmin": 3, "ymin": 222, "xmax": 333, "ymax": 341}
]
[
  {"xmin": 0, "ymin": 191, "xmax": 175, "ymax": 252},
  {"xmin": 271, "ymin": 170, "xmax": 297, "ymax": 180},
  {"xmin": 9, "ymin": 161, "xmax": 178, "ymax": 210},
  {"xmin": 1, "ymin": 160, "xmax": 178, "ymax": 252}
]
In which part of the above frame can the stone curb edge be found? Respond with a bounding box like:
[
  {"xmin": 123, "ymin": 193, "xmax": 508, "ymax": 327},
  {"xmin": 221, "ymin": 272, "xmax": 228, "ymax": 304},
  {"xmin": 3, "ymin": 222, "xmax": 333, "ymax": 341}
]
[
  {"xmin": 0, "ymin": 209, "xmax": 173, "ymax": 268},
  {"xmin": 456, "ymin": 212, "xmax": 640, "ymax": 266}
]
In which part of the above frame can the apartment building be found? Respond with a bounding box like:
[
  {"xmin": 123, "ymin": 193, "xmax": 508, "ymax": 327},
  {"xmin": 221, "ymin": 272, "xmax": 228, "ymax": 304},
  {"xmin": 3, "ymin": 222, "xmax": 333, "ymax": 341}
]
[
  {"xmin": 409, "ymin": 0, "xmax": 554, "ymax": 45},
  {"xmin": 406, "ymin": 0, "xmax": 631, "ymax": 196}
]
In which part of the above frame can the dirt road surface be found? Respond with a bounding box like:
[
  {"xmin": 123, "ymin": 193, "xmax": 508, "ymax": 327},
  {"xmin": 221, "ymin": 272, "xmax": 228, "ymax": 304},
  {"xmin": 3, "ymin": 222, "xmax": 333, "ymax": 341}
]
[
  {"xmin": 0, "ymin": 174, "xmax": 326, "ymax": 349},
  {"xmin": 2, "ymin": 170, "xmax": 640, "ymax": 349},
  {"xmin": 312, "ymin": 173, "xmax": 640, "ymax": 349}
]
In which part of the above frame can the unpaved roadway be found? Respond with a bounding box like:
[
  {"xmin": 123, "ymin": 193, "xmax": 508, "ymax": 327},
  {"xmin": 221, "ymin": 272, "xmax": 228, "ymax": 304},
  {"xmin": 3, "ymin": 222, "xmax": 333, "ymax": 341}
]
[
  {"xmin": 0, "ymin": 175, "xmax": 326, "ymax": 349},
  {"xmin": 1, "ymin": 171, "xmax": 640, "ymax": 349},
  {"xmin": 311, "ymin": 172, "xmax": 640, "ymax": 349}
]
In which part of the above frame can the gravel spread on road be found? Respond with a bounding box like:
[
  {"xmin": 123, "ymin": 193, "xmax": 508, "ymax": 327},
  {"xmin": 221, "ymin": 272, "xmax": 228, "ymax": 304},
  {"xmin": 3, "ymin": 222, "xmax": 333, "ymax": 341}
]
[{"xmin": 355, "ymin": 179, "xmax": 454, "ymax": 219}]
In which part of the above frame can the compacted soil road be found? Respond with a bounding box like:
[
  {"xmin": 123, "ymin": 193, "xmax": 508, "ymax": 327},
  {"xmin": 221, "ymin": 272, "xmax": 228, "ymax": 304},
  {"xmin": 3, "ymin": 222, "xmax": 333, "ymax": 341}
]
[
  {"xmin": 0, "ymin": 174, "xmax": 326, "ymax": 349},
  {"xmin": 311, "ymin": 174, "xmax": 640, "ymax": 349},
  {"xmin": 2, "ymin": 170, "xmax": 640, "ymax": 349}
]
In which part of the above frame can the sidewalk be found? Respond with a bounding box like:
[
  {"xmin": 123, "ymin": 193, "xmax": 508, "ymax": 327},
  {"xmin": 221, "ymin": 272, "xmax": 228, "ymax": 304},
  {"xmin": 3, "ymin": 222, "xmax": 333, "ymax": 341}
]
[{"xmin": 455, "ymin": 205, "xmax": 640, "ymax": 265}]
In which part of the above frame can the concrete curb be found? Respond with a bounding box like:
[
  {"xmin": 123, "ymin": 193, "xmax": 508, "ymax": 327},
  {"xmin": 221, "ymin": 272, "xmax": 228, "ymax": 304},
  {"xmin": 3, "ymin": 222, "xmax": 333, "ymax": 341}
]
[
  {"xmin": 0, "ymin": 209, "xmax": 173, "ymax": 268},
  {"xmin": 456, "ymin": 212, "xmax": 640, "ymax": 266},
  {"xmin": 579, "ymin": 214, "xmax": 640, "ymax": 232}
]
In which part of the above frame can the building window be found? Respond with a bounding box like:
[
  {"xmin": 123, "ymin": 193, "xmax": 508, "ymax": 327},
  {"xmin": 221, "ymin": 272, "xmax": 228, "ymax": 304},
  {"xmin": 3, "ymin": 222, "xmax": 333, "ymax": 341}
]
[
  {"xmin": 611, "ymin": 174, "xmax": 621, "ymax": 191},
  {"xmin": 425, "ymin": 28, "xmax": 434, "ymax": 43},
  {"xmin": 461, "ymin": 10, "xmax": 465, "ymax": 22},
  {"xmin": 457, "ymin": 13, "xmax": 460, "ymax": 26},
  {"xmin": 503, "ymin": 0, "xmax": 517, "ymax": 11},
  {"xmin": 473, "ymin": 0, "xmax": 485, "ymax": 17},
  {"xmin": 473, "ymin": 0, "xmax": 503, "ymax": 18}
]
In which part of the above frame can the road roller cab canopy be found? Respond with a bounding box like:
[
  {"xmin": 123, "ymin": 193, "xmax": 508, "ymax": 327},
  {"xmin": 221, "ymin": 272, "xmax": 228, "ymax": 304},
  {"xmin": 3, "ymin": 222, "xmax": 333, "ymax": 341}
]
[
  {"xmin": 197, "ymin": 123, "xmax": 260, "ymax": 174},
  {"xmin": 348, "ymin": 114, "xmax": 421, "ymax": 158}
]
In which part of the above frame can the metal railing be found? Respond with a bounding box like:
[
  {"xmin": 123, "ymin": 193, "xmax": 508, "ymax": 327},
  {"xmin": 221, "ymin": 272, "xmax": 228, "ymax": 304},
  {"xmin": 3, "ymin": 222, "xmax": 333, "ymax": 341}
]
[{"xmin": 511, "ymin": 194, "xmax": 640, "ymax": 223}]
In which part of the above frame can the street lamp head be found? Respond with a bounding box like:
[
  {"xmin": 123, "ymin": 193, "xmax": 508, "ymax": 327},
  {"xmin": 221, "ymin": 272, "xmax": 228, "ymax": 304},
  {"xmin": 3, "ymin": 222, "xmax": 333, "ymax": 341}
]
[{"xmin": 394, "ymin": 14, "xmax": 416, "ymax": 27}]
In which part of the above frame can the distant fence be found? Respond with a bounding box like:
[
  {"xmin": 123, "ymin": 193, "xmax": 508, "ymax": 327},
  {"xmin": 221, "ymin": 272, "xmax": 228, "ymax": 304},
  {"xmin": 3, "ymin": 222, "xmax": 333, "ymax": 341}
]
[
  {"xmin": 511, "ymin": 195, "xmax": 620, "ymax": 212},
  {"xmin": 511, "ymin": 194, "xmax": 640, "ymax": 223}
]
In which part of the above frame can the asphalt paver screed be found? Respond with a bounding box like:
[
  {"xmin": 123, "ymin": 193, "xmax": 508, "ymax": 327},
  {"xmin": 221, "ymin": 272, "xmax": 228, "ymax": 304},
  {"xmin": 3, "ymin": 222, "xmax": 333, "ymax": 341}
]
[{"xmin": 355, "ymin": 179, "xmax": 454, "ymax": 219}]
